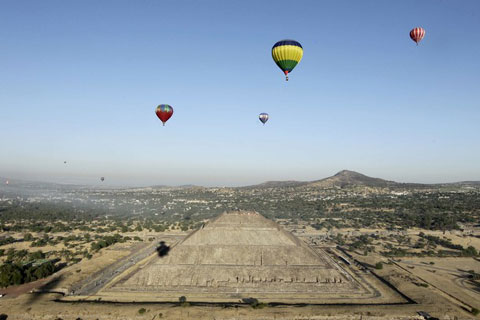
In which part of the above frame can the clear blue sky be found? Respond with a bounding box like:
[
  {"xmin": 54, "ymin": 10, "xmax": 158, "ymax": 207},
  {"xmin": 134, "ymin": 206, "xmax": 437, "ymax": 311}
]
[{"xmin": 1, "ymin": 0, "xmax": 479, "ymax": 186}]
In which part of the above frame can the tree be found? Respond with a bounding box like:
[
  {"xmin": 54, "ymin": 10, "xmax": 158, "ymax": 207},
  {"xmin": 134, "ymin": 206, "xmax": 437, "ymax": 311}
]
[
  {"xmin": 29, "ymin": 250, "xmax": 45, "ymax": 260},
  {"xmin": 463, "ymin": 246, "xmax": 478, "ymax": 257},
  {"xmin": 24, "ymin": 233, "xmax": 34, "ymax": 241},
  {"xmin": 33, "ymin": 262, "xmax": 55, "ymax": 279},
  {"xmin": 0, "ymin": 263, "xmax": 23, "ymax": 287}
]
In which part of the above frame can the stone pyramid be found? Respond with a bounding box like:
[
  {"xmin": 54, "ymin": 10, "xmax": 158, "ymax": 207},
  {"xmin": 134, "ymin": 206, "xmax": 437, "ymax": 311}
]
[{"xmin": 109, "ymin": 211, "xmax": 362, "ymax": 300}]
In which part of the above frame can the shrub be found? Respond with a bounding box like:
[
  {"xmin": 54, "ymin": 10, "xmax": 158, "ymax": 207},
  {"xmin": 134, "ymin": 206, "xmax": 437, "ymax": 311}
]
[
  {"xmin": 0, "ymin": 237, "xmax": 15, "ymax": 246},
  {"xmin": 375, "ymin": 262, "xmax": 383, "ymax": 270},
  {"xmin": 179, "ymin": 296, "xmax": 190, "ymax": 307},
  {"xmin": 415, "ymin": 282, "xmax": 428, "ymax": 288},
  {"xmin": 29, "ymin": 250, "xmax": 45, "ymax": 260},
  {"xmin": 469, "ymin": 272, "xmax": 480, "ymax": 280},
  {"xmin": 253, "ymin": 302, "xmax": 267, "ymax": 309},
  {"xmin": 138, "ymin": 308, "xmax": 146, "ymax": 314},
  {"xmin": 30, "ymin": 239, "xmax": 47, "ymax": 247},
  {"xmin": 241, "ymin": 297, "xmax": 267, "ymax": 309},
  {"xmin": 463, "ymin": 246, "xmax": 478, "ymax": 257},
  {"xmin": 471, "ymin": 308, "xmax": 479, "ymax": 316},
  {"xmin": 24, "ymin": 233, "xmax": 34, "ymax": 241}
]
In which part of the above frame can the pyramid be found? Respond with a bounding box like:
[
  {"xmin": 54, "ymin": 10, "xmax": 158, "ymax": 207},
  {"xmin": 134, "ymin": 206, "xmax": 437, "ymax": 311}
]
[{"xmin": 105, "ymin": 211, "xmax": 368, "ymax": 301}]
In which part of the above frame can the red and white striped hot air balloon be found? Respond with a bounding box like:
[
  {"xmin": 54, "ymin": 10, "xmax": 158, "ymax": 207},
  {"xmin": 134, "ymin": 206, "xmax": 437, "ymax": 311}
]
[{"xmin": 410, "ymin": 27, "xmax": 425, "ymax": 45}]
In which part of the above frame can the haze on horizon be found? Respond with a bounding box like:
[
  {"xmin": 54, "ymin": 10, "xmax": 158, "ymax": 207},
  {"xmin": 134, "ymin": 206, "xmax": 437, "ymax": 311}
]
[{"xmin": 1, "ymin": 0, "xmax": 480, "ymax": 187}]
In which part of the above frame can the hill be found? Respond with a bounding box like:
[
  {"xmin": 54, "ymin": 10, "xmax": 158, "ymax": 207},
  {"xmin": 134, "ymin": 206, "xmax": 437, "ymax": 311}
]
[
  {"xmin": 246, "ymin": 170, "xmax": 432, "ymax": 189},
  {"xmin": 307, "ymin": 170, "xmax": 400, "ymax": 188},
  {"xmin": 242, "ymin": 180, "xmax": 308, "ymax": 189}
]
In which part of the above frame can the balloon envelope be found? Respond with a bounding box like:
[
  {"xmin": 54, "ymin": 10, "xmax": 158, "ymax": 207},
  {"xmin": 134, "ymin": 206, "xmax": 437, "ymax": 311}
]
[
  {"xmin": 156, "ymin": 104, "xmax": 174, "ymax": 126},
  {"xmin": 259, "ymin": 113, "xmax": 269, "ymax": 125},
  {"xmin": 410, "ymin": 27, "xmax": 425, "ymax": 44},
  {"xmin": 272, "ymin": 40, "xmax": 303, "ymax": 81},
  {"xmin": 100, "ymin": 177, "xmax": 105, "ymax": 182}
]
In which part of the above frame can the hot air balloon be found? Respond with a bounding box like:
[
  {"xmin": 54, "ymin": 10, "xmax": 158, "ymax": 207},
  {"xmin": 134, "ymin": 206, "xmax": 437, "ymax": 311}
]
[
  {"xmin": 272, "ymin": 39, "xmax": 303, "ymax": 81},
  {"xmin": 410, "ymin": 27, "xmax": 425, "ymax": 45},
  {"xmin": 64, "ymin": 161, "xmax": 67, "ymax": 164},
  {"xmin": 100, "ymin": 177, "xmax": 105, "ymax": 182},
  {"xmin": 155, "ymin": 104, "xmax": 174, "ymax": 126},
  {"xmin": 259, "ymin": 113, "xmax": 269, "ymax": 125}
]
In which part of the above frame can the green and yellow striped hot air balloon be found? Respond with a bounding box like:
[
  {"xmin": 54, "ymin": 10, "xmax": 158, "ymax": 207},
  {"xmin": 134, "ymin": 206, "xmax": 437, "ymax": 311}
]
[{"xmin": 272, "ymin": 39, "xmax": 303, "ymax": 81}]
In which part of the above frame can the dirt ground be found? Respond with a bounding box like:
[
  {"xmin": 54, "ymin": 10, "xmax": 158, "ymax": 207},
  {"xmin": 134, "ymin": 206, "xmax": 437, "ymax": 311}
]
[
  {"xmin": 0, "ymin": 241, "xmax": 134, "ymax": 298},
  {"xmin": 1, "ymin": 254, "xmax": 478, "ymax": 319},
  {"xmin": 0, "ymin": 293, "xmax": 428, "ymax": 320},
  {"xmin": 352, "ymin": 252, "xmax": 479, "ymax": 319},
  {"xmin": 416, "ymin": 230, "xmax": 480, "ymax": 250},
  {"xmin": 2, "ymin": 228, "xmax": 480, "ymax": 319},
  {"xmin": 396, "ymin": 257, "xmax": 480, "ymax": 311}
]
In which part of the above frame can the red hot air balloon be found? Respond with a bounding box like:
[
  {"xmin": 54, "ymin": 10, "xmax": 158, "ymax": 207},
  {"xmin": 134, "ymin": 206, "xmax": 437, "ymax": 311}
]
[
  {"xmin": 155, "ymin": 104, "xmax": 174, "ymax": 126},
  {"xmin": 410, "ymin": 27, "xmax": 425, "ymax": 45}
]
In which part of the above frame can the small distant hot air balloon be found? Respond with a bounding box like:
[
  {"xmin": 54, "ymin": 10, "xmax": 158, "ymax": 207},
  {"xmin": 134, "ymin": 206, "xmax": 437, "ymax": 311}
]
[
  {"xmin": 64, "ymin": 161, "xmax": 67, "ymax": 164},
  {"xmin": 259, "ymin": 113, "xmax": 269, "ymax": 125},
  {"xmin": 155, "ymin": 104, "xmax": 174, "ymax": 126},
  {"xmin": 410, "ymin": 27, "xmax": 425, "ymax": 45},
  {"xmin": 5, "ymin": 180, "xmax": 9, "ymax": 185},
  {"xmin": 100, "ymin": 177, "xmax": 105, "ymax": 182},
  {"xmin": 272, "ymin": 39, "xmax": 303, "ymax": 81}
]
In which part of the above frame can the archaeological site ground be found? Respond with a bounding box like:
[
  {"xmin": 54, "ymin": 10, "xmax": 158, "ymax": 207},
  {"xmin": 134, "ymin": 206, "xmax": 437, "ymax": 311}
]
[{"xmin": 62, "ymin": 211, "xmax": 408, "ymax": 305}]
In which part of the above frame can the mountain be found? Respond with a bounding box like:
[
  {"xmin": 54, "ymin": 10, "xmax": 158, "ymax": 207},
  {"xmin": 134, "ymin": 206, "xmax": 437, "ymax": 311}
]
[
  {"xmin": 242, "ymin": 180, "xmax": 308, "ymax": 189},
  {"xmin": 246, "ymin": 170, "xmax": 432, "ymax": 189},
  {"xmin": 150, "ymin": 184, "xmax": 199, "ymax": 189},
  {"xmin": 443, "ymin": 181, "xmax": 480, "ymax": 187},
  {"xmin": 3, "ymin": 172, "xmax": 479, "ymax": 191},
  {"xmin": 307, "ymin": 170, "xmax": 399, "ymax": 188}
]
